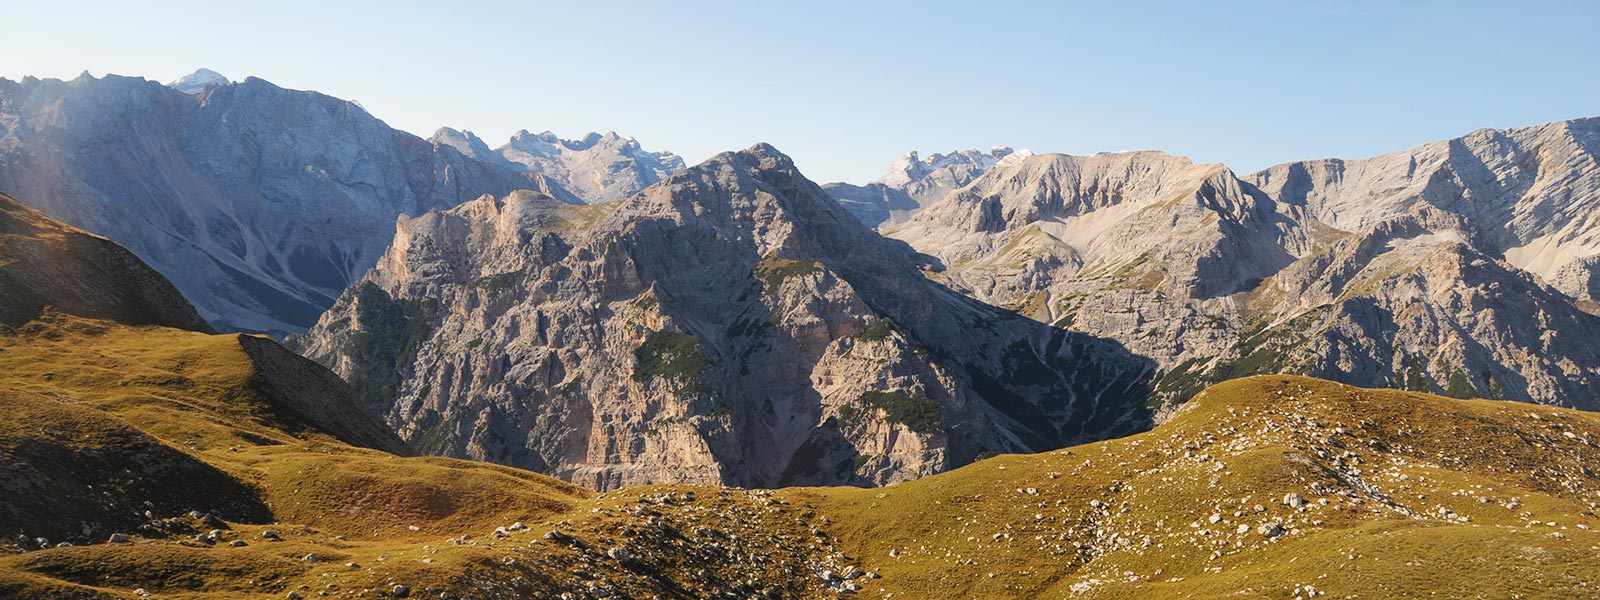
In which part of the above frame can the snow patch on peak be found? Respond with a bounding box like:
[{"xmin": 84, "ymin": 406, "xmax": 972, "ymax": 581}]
[{"xmin": 166, "ymin": 68, "xmax": 230, "ymax": 94}]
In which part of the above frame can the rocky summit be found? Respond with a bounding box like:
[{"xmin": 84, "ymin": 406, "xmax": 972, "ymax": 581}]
[
  {"xmin": 885, "ymin": 120, "xmax": 1600, "ymax": 412},
  {"xmin": 294, "ymin": 143, "xmax": 1155, "ymax": 490}
]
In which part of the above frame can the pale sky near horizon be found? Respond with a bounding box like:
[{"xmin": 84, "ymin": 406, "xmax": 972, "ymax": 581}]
[{"xmin": 3, "ymin": 1, "xmax": 1596, "ymax": 183}]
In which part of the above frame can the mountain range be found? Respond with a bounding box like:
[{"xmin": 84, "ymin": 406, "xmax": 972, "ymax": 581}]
[
  {"xmin": 3, "ymin": 67, "xmax": 1600, "ymax": 598},
  {"xmin": 0, "ymin": 71, "xmax": 676, "ymax": 334},
  {"xmin": 887, "ymin": 119, "xmax": 1600, "ymax": 411},
  {"xmin": 4, "ymin": 207, "xmax": 1598, "ymax": 595},
  {"xmin": 293, "ymin": 144, "xmax": 1154, "ymax": 489},
  {"xmin": 1, "ymin": 69, "xmax": 1598, "ymax": 490}
]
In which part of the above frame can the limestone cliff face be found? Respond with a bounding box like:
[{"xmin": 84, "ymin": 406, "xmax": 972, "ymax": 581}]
[
  {"xmin": 885, "ymin": 122, "xmax": 1600, "ymax": 410},
  {"xmin": 0, "ymin": 73, "xmax": 559, "ymax": 334},
  {"xmin": 297, "ymin": 145, "xmax": 1155, "ymax": 490}
]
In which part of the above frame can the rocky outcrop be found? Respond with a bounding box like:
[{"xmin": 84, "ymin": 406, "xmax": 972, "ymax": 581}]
[
  {"xmin": 824, "ymin": 146, "xmax": 1030, "ymax": 227},
  {"xmin": 885, "ymin": 123, "xmax": 1600, "ymax": 410},
  {"xmin": 431, "ymin": 127, "xmax": 684, "ymax": 203},
  {"xmin": 297, "ymin": 144, "xmax": 1154, "ymax": 490},
  {"xmin": 0, "ymin": 73, "xmax": 560, "ymax": 334},
  {"xmin": 0, "ymin": 190, "xmax": 210, "ymax": 331}
]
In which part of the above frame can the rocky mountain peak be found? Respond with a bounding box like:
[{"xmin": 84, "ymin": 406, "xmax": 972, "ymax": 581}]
[
  {"xmin": 876, "ymin": 146, "xmax": 1026, "ymax": 188},
  {"xmin": 165, "ymin": 68, "xmax": 230, "ymax": 94},
  {"xmin": 298, "ymin": 142, "xmax": 1155, "ymax": 490},
  {"xmin": 430, "ymin": 127, "xmax": 499, "ymax": 161}
]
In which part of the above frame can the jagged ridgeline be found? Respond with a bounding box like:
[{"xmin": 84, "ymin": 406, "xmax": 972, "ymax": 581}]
[
  {"xmin": 884, "ymin": 119, "xmax": 1600, "ymax": 411},
  {"xmin": 0, "ymin": 72, "xmax": 684, "ymax": 335},
  {"xmin": 295, "ymin": 144, "xmax": 1157, "ymax": 490}
]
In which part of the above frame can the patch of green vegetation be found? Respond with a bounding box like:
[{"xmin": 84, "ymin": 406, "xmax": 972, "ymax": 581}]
[
  {"xmin": 411, "ymin": 409, "xmax": 452, "ymax": 455},
  {"xmin": 860, "ymin": 391, "xmax": 942, "ymax": 434},
  {"xmin": 469, "ymin": 270, "xmax": 524, "ymax": 293},
  {"xmin": 855, "ymin": 320, "xmax": 894, "ymax": 342},
  {"xmin": 1401, "ymin": 355, "xmax": 1432, "ymax": 392},
  {"xmin": 726, "ymin": 316, "xmax": 772, "ymax": 339},
  {"xmin": 340, "ymin": 281, "xmax": 438, "ymax": 412},
  {"xmin": 1153, "ymin": 310, "xmax": 1336, "ymax": 404},
  {"xmin": 632, "ymin": 331, "xmax": 711, "ymax": 383},
  {"xmin": 1218, "ymin": 345, "xmax": 1291, "ymax": 380},
  {"xmin": 853, "ymin": 454, "xmax": 873, "ymax": 471},
  {"xmin": 1444, "ymin": 369, "xmax": 1477, "ymax": 399},
  {"xmin": 678, "ymin": 382, "xmax": 716, "ymax": 396},
  {"xmin": 1482, "ymin": 368, "xmax": 1505, "ymax": 400},
  {"xmin": 1153, "ymin": 357, "xmax": 1209, "ymax": 402},
  {"xmin": 754, "ymin": 256, "xmax": 823, "ymax": 295},
  {"xmin": 1105, "ymin": 252, "xmax": 1164, "ymax": 292},
  {"xmin": 837, "ymin": 404, "xmax": 857, "ymax": 422}
]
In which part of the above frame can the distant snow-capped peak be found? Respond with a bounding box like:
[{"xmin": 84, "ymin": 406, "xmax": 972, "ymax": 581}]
[{"xmin": 166, "ymin": 68, "xmax": 230, "ymax": 94}]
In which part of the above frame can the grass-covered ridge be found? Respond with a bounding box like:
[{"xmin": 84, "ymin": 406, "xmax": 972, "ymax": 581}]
[
  {"xmin": 7, "ymin": 319, "xmax": 1600, "ymax": 599},
  {"xmin": 803, "ymin": 375, "xmax": 1600, "ymax": 598}
]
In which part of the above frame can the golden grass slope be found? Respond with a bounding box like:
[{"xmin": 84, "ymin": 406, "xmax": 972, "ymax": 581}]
[
  {"xmin": 808, "ymin": 375, "xmax": 1600, "ymax": 598},
  {"xmin": 4, "ymin": 317, "xmax": 1600, "ymax": 599}
]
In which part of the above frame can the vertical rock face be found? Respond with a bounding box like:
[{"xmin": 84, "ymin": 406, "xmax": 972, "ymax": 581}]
[
  {"xmin": 431, "ymin": 128, "xmax": 685, "ymax": 203},
  {"xmin": 296, "ymin": 144, "xmax": 1155, "ymax": 490},
  {"xmin": 884, "ymin": 121, "xmax": 1600, "ymax": 410},
  {"xmin": 0, "ymin": 73, "xmax": 560, "ymax": 334},
  {"xmin": 824, "ymin": 147, "xmax": 1031, "ymax": 228}
]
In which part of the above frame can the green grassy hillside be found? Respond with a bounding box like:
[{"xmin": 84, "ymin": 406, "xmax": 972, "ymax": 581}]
[{"xmin": 4, "ymin": 318, "xmax": 1598, "ymax": 598}]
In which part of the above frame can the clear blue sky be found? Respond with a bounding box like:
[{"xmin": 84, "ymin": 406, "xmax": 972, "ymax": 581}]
[{"xmin": 3, "ymin": 1, "xmax": 1596, "ymax": 183}]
